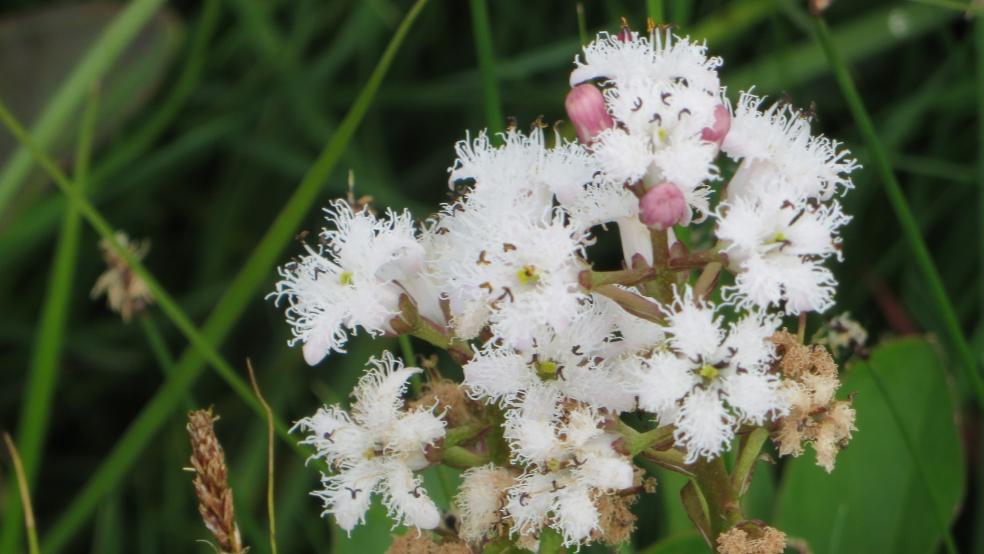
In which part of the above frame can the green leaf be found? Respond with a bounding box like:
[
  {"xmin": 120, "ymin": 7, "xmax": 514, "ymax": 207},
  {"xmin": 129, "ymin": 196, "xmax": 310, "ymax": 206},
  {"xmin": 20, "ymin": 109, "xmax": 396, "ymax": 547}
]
[{"xmin": 776, "ymin": 337, "xmax": 964, "ymax": 554}]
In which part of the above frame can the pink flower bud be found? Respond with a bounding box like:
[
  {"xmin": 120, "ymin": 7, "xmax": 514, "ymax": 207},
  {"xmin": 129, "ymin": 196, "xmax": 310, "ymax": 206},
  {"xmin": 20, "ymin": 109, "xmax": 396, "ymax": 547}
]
[
  {"xmin": 639, "ymin": 182, "xmax": 688, "ymax": 230},
  {"xmin": 565, "ymin": 84, "xmax": 614, "ymax": 145},
  {"xmin": 700, "ymin": 104, "xmax": 731, "ymax": 146}
]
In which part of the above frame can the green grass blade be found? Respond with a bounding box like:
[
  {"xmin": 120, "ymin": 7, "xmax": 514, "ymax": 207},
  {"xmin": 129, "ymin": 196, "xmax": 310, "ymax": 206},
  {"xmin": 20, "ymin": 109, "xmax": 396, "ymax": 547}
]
[
  {"xmin": 813, "ymin": 16, "xmax": 984, "ymax": 410},
  {"xmin": 0, "ymin": 88, "xmax": 98, "ymax": 554},
  {"xmin": 0, "ymin": 0, "xmax": 167, "ymax": 216},
  {"xmin": 976, "ymin": 12, "xmax": 984, "ymax": 351},
  {"xmin": 468, "ymin": 0, "xmax": 504, "ymax": 132},
  {"xmin": 26, "ymin": 0, "xmax": 429, "ymax": 548}
]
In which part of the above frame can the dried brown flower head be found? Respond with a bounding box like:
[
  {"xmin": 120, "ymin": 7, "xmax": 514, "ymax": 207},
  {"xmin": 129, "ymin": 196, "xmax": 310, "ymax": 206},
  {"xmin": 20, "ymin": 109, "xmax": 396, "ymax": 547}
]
[
  {"xmin": 186, "ymin": 409, "xmax": 245, "ymax": 554},
  {"xmin": 771, "ymin": 331, "xmax": 856, "ymax": 472},
  {"xmin": 717, "ymin": 524, "xmax": 787, "ymax": 554},
  {"xmin": 90, "ymin": 232, "xmax": 153, "ymax": 322},
  {"xmin": 410, "ymin": 379, "xmax": 473, "ymax": 427},
  {"xmin": 593, "ymin": 492, "xmax": 638, "ymax": 546},
  {"xmin": 387, "ymin": 532, "xmax": 471, "ymax": 554}
]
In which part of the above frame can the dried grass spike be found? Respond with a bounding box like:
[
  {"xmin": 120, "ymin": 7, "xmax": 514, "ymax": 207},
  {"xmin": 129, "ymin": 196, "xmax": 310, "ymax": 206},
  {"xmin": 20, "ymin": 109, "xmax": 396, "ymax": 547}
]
[{"xmin": 186, "ymin": 408, "xmax": 246, "ymax": 554}]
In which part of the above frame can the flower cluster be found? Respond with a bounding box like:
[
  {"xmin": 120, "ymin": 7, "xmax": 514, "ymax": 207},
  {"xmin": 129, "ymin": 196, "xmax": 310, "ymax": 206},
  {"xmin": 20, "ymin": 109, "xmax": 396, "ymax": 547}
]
[{"xmin": 277, "ymin": 25, "xmax": 860, "ymax": 551}]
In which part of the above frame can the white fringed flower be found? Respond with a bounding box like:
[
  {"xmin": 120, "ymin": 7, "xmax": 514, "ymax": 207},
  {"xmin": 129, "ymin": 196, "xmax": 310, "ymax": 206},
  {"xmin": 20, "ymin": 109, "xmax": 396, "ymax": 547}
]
[
  {"xmin": 502, "ymin": 384, "xmax": 635, "ymax": 547},
  {"xmin": 722, "ymin": 90, "xmax": 859, "ymax": 202},
  {"xmin": 429, "ymin": 205, "xmax": 589, "ymax": 349},
  {"xmin": 270, "ymin": 201, "xmax": 426, "ymax": 365},
  {"xmin": 571, "ymin": 29, "xmax": 725, "ymax": 228},
  {"xmin": 716, "ymin": 187, "xmax": 851, "ymax": 314},
  {"xmin": 626, "ymin": 287, "xmax": 787, "ymax": 462},
  {"xmin": 462, "ymin": 297, "xmax": 636, "ymax": 412},
  {"xmin": 448, "ymin": 127, "xmax": 597, "ymax": 214},
  {"xmin": 293, "ymin": 352, "xmax": 445, "ymax": 533}
]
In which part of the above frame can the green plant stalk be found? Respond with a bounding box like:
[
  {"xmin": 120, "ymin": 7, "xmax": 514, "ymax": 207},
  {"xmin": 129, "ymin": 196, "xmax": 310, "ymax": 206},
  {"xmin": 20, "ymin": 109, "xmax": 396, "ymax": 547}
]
[
  {"xmin": 468, "ymin": 0, "xmax": 504, "ymax": 133},
  {"xmin": 0, "ymin": 89, "xmax": 98, "ymax": 554},
  {"xmin": 2, "ymin": 434, "xmax": 40, "ymax": 554},
  {"xmin": 692, "ymin": 457, "xmax": 742, "ymax": 540},
  {"xmin": 576, "ymin": 3, "xmax": 588, "ymax": 45},
  {"xmin": 866, "ymin": 360, "xmax": 958, "ymax": 554},
  {"xmin": 0, "ymin": 0, "xmax": 167, "ymax": 215},
  {"xmin": 976, "ymin": 15, "xmax": 984, "ymax": 352},
  {"xmin": 33, "ymin": 1, "xmax": 429, "ymax": 549},
  {"xmin": 813, "ymin": 17, "xmax": 984, "ymax": 410}
]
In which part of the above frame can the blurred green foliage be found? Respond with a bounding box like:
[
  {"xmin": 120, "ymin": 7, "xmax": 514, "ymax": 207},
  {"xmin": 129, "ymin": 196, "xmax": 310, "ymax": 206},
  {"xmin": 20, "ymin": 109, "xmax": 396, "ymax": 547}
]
[{"xmin": 0, "ymin": 0, "xmax": 981, "ymax": 552}]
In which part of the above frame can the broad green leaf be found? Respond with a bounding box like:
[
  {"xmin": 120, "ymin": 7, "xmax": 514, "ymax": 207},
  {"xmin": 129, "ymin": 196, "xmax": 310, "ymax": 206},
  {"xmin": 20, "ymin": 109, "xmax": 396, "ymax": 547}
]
[{"xmin": 776, "ymin": 337, "xmax": 964, "ymax": 554}]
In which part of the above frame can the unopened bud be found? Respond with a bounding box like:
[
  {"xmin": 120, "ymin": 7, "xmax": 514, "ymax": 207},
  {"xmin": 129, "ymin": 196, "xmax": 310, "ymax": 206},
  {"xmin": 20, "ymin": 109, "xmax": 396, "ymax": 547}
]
[
  {"xmin": 639, "ymin": 182, "xmax": 687, "ymax": 230},
  {"xmin": 700, "ymin": 104, "xmax": 731, "ymax": 146},
  {"xmin": 565, "ymin": 84, "xmax": 613, "ymax": 144}
]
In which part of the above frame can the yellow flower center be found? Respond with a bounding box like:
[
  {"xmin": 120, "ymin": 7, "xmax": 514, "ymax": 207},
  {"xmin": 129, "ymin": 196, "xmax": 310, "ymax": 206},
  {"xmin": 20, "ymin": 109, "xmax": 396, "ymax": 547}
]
[
  {"xmin": 339, "ymin": 271, "xmax": 354, "ymax": 285},
  {"xmin": 535, "ymin": 359, "xmax": 559, "ymax": 381},
  {"xmin": 517, "ymin": 265, "xmax": 540, "ymax": 285},
  {"xmin": 699, "ymin": 364, "xmax": 719, "ymax": 381}
]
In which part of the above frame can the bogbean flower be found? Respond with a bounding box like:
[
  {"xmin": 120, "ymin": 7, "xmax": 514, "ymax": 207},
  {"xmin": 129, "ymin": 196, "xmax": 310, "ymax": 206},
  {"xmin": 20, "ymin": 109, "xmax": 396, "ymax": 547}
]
[
  {"xmin": 721, "ymin": 90, "xmax": 859, "ymax": 202},
  {"xmin": 270, "ymin": 200, "xmax": 436, "ymax": 365},
  {"xmin": 626, "ymin": 287, "xmax": 787, "ymax": 462},
  {"xmin": 462, "ymin": 298, "xmax": 637, "ymax": 412},
  {"xmin": 715, "ymin": 182, "xmax": 851, "ymax": 314},
  {"xmin": 293, "ymin": 353, "xmax": 446, "ymax": 532},
  {"xmin": 429, "ymin": 201, "xmax": 589, "ymax": 350},
  {"xmin": 572, "ymin": 30, "xmax": 724, "ymax": 225},
  {"xmin": 502, "ymin": 384, "xmax": 636, "ymax": 547}
]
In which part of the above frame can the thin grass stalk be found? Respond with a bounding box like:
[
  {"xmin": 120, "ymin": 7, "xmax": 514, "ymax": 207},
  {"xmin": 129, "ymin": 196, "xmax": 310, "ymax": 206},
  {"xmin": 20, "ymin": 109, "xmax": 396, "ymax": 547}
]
[
  {"xmin": 0, "ymin": 0, "xmax": 167, "ymax": 215},
  {"xmin": 576, "ymin": 3, "xmax": 588, "ymax": 45},
  {"xmin": 813, "ymin": 16, "xmax": 984, "ymax": 411},
  {"xmin": 468, "ymin": 0, "xmax": 504, "ymax": 133},
  {"xmin": 0, "ymin": 88, "xmax": 98, "ymax": 553},
  {"xmin": 865, "ymin": 360, "xmax": 958, "ymax": 554},
  {"xmin": 246, "ymin": 360, "xmax": 278, "ymax": 554},
  {"xmin": 2, "ymin": 434, "xmax": 40, "ymax": 554},
  {"xmin": 35, "ymin": 1, "xmax": 429, "ymax": 549}
]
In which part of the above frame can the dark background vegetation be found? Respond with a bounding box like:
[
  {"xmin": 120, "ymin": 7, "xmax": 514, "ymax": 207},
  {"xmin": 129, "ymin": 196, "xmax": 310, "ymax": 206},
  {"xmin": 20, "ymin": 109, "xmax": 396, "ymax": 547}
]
[{"xmin": 0, "ymin": 0, "xmax": 981, "ymax": 552}]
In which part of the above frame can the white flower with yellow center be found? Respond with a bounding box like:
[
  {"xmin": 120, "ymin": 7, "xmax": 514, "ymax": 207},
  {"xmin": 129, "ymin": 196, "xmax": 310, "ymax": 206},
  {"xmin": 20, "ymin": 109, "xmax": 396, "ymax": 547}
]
[{"xmin": 293, "ymin": 352, "xmax": 446, "ymax": 533}]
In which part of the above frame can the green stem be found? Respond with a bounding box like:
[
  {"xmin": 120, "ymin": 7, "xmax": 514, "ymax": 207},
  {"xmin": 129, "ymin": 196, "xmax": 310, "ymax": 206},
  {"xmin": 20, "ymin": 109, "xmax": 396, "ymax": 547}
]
[
  {"xmin": 692, "ymin": 457, "xmax": 742, "ymax": 540},
  {"xmin": 616, "ymin": 420, "xmax": 675, "ymax": 456},
  {"xmin": 468, "ymin": 0, "xmax": 504, "ymax": 132},
  {"xmin": 813, "ymin": 16, "xmax": 984, "ymax": 411},
  {"xmin": 594, "ymin": 285, "xmax": 666, "ymax": 323},
  {"xmin": 440, "ymin": 446, "xmax": 490, "ymax": 468},
  {"xmin": 23, "ymin": 3, "xmax": 429, "ymax": 550},
  {"xmin": 0, "ymin": 88, "xmax": 98, "ymax": 553},
  {"xmin": 976, "ymin": 13, "xmax": 984, "ymax": 350},
  {"xmin": 576, "ymin": 3, "xmax": 588, "ymax": 45}
]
